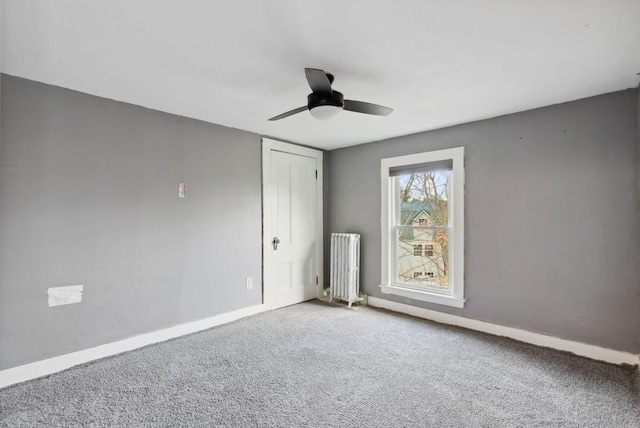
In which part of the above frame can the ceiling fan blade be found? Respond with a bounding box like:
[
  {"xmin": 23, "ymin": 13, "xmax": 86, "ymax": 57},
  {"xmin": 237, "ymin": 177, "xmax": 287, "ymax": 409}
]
[
  {"xmin": 305, "ymin": 68, "xmax": 332, "ymax": 95},
  {"xmin": 268, "ymin": 106, "xmax": 308, "ymax": 121},
  {"xmin": 343, "ymin": 100, "xmax": 393, "ymax": 116}
]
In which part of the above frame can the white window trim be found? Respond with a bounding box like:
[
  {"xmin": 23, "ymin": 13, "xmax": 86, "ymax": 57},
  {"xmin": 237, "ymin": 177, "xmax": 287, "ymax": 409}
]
[{"xmin": 380, "ymin": 147, "xmax": 465, "ymax": 308}]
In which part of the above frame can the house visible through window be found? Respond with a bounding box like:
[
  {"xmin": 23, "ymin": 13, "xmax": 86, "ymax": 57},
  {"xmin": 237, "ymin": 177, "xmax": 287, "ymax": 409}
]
[
  {"xmin": 396, "ymin": 171, "xmax": 449, "ymax": 289},
  {"xmin": 380, "ymin": 147, "xmax": 465, "ymax": 308}
]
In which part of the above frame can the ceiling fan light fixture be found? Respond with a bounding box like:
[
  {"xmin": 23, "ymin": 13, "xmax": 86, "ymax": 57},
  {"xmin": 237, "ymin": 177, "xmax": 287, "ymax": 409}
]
[
  {"xmin": 307, "ymin": 90, "xmax": 344, "ymax": 120},
  {"xmin": 309, "ymin": 105, "xmax": 342, "ymax": 120}
]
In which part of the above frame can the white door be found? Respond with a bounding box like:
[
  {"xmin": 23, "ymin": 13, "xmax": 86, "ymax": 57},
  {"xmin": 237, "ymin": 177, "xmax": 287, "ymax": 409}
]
[{"xmin": 263, "ymin": 139, "xmax": 323, "ymax": 310}]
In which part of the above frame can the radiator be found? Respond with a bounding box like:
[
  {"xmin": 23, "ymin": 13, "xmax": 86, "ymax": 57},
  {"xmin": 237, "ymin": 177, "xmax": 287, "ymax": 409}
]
[{"xmin": 330, "ymin": 233, "xmax": 362, "ymax": 308}]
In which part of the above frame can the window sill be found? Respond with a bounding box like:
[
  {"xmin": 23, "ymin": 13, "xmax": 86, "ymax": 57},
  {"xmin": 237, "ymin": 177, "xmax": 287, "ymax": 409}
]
[{"xmin": 380, "ymin": 284, "xmax": 465, "ymax": 308}]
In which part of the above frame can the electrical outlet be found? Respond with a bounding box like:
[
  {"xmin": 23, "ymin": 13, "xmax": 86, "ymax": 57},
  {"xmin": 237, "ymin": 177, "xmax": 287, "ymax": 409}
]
[{"xmin": 245, "ymin": 277, "xmax": 253, "ymax": 290}]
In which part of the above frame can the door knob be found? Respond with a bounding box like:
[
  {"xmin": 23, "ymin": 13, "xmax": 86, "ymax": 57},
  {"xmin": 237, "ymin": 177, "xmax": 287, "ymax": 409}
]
[{"xmin": 272, "ymin": 237, "xmax": 280, "ymax": 250}]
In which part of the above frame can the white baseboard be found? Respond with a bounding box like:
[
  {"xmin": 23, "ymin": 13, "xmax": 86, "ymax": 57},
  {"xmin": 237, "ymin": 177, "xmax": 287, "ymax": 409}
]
[
  {"xmin": 0, "ymin": 303, "xmax": 268, "ymax": 389},
  {"xmin": 367, "ymin": 296, "xmax": 640, "ymax": 367}
]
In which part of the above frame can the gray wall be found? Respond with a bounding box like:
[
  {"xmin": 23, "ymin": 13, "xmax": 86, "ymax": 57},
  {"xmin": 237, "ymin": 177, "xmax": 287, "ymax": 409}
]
[
  {"xmin": 328, "ymin": 89, "xmax": 640, "ymax": 354},
  {"xmin": 0, "ymin": 76, "xmax": 263, "ymax": 370}
]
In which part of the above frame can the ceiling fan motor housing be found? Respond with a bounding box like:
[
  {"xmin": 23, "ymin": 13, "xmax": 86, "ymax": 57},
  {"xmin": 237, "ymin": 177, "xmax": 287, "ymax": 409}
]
[{"xmin": 308, "ymin": 90, "xmax": 344, "ymax": 110}]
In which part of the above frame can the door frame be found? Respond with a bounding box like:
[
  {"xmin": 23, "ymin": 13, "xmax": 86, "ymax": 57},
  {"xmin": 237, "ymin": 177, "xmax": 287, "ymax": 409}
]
[{"xmin": 262, "ymin": 138, "xmax": 324, "ymax": 310}]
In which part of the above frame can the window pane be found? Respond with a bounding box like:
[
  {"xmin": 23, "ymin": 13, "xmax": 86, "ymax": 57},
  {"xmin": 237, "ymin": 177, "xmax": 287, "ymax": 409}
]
[
  {"xmin": 398, "ymin": 171, "xmax": 449, "ymax": 227},
  {"xmin": 397, "ymin": 228, "xmax": 448, "ymax": 289}
]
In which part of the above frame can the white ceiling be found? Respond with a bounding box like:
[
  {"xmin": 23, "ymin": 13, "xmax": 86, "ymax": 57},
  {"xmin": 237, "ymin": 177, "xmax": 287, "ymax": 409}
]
[{"xmin": 2, "ymin": 0, "xmax": 639, "ymax": 150}]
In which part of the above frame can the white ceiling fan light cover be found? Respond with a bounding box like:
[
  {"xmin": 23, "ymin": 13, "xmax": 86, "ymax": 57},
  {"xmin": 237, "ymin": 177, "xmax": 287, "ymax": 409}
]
[{"xmin": 309, "ymin": 105, "xmax": 342, "ymax": 120}]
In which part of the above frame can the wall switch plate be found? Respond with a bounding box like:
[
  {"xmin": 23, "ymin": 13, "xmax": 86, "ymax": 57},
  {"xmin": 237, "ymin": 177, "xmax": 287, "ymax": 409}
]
[{"xmin": 245, "ymin": 277, "xmax": 253, "ymax": 290}]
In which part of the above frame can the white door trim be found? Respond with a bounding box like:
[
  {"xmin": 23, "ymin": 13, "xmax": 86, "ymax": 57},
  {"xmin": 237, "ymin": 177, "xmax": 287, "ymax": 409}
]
[{"xmin": 262, "ymin": 138, "xmax": 324, "ymax": 310}]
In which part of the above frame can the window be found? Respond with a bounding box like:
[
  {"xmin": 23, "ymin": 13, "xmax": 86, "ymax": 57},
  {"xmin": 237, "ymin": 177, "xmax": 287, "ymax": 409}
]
[
  {"xmin": 425, "ymin": 244, "xmax": 434, "ymax": 257},
  {"xmin": 380, "ymin": 147, "xmax": 465, "ymax": 308},
  {"xmin": 413, "ymin": 271, "xmax": 434, "ymax": 279}
]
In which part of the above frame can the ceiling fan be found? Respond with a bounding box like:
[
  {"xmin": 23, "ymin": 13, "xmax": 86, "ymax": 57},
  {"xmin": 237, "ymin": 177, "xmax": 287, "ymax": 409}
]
[{"xmin": 268, "ymin": 68, "xmax": 393, "ymax": 121}]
